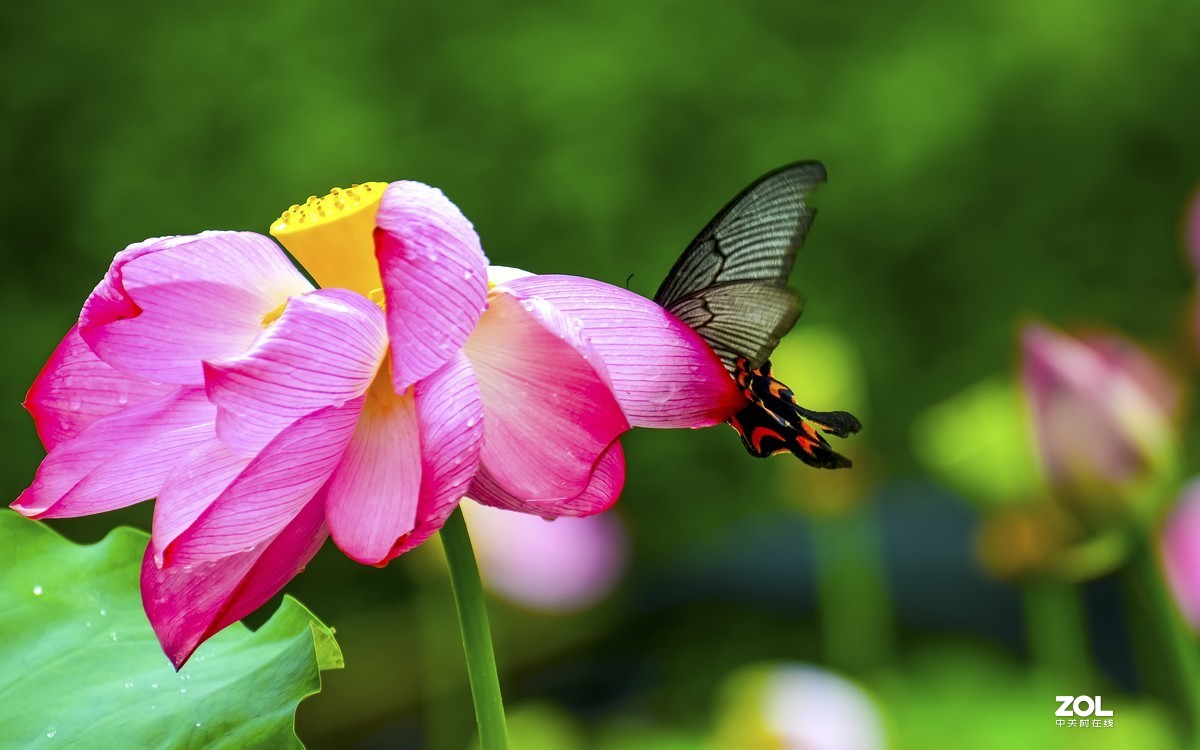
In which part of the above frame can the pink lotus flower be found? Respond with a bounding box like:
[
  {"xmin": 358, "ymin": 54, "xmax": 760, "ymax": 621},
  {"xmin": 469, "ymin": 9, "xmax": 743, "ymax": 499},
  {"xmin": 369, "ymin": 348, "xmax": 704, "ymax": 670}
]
[
  {"xmin": 1020, "ymin": 324, "xmax": 1179, "ymax": 522},
  {"xmin": 14, "ymin": 181, "xmax": 744, "ymax": 666},
  {"xmin": 1163, "ymin": 480, "xmax": 1200, "ymax": 630}
]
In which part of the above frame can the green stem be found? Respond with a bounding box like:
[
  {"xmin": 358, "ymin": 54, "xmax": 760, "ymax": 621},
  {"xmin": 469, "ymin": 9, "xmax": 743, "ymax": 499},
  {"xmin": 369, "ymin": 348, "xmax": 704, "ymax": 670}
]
[
  {"xmin": 441, "ymin": 506, "xmax": 510, "ymax": 750},
  {"xmin": 416, "ymin": 570, "xmax": 468, "ymax": 750},
  {"xmin": 811, "ymin": 507, "xmax": 893, "ymax": 673},
  {"xmin": 1130, "ymin": 535, "xmax": 1200, "ymax": 741},
  {"xmin": 1021, "ymin": 577, "xmax": 1091, "ymax": 686}
]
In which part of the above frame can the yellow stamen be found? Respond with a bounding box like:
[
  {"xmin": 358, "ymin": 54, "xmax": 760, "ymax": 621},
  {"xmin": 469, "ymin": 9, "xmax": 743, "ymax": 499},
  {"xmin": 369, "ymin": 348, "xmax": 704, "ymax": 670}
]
[
  {"xmin": 270, "ymin": 181, "xmax": 388, "ymax": 294},
  {"xmin": 367, "ymin": 287, "xmax": 386, "ymax": 309},
  {"xmin": 262, "ymin": 299, "xmax": 288, "ymax": 327}
]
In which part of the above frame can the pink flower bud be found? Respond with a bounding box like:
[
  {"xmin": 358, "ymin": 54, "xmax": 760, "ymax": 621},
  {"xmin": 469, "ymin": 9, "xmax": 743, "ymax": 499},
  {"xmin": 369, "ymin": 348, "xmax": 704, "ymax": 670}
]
[{"xmin": 1020, "ymin": 324, "xmax": 1178, "ymax": 521}]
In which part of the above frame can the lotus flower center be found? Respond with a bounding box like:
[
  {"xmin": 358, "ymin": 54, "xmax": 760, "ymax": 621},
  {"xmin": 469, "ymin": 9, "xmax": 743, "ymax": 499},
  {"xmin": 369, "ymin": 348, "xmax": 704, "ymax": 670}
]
[{"xmin": 270, "ymin": 182, "xmax": 387, "ymax": 294}]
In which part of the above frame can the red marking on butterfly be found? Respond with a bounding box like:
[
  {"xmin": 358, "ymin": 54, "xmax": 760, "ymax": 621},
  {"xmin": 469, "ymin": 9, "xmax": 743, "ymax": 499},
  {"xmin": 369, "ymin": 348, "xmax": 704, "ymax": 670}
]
[{"xmin": 727, "ymin": 357, "xmax": 861, "ymax": 469}]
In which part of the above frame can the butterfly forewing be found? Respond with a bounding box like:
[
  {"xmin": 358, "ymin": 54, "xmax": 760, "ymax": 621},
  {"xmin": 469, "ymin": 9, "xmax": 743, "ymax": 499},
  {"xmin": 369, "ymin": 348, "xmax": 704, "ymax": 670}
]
[
  {"xmin": 652, "ymin": 161, "xmax": 826, "ymax": 372},
  {"xmin": 653, "ymin": 161, "xmax": 825, "ymax": 304}
]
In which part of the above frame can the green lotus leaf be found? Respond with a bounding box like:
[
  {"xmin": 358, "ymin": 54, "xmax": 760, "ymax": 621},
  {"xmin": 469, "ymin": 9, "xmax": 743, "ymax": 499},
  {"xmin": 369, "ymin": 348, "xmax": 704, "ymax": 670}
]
[{"xmin": 0, "ymin": 510, "xmax": 342, "ymax": 749}]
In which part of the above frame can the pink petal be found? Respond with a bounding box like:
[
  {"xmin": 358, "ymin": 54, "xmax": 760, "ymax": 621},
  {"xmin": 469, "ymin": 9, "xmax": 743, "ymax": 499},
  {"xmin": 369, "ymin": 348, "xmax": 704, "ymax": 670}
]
[
  {"xmin": 11, "ymin": 389, "xmax": 215, "ymax": 519},
  {"xmin": 24, "ymin": 325, "xmax": 173, "ymax": 451},
  {"xmin": 394, "ymin": 352, "xmax": 485, "ymax": 558},
  {"xmin": 326, "ymin": 353, "xmax": 483, "ymax": 565},
  {"xmin": 162, "ymin": 399, "xmax": 363, "ymax": 566},
  {"xmin": 375, "ymin": 181, "xmax": 489, "ymax": 393},
  {"xmin": 469, "ymin": 440, "xmax": 625, "ymax": 518},
  {"xmin": 499, "ymin": 275, "xmax": 744, "ymax": 427},
  {"xmin": 79, "ymin": 232, "xmax": 312, "ymax": 385},
  {"xmin": 204, "ymin": 289, "xmax": 388, "ymax": 456},
  {"xmin": 463, "ymin": 290, "xmax": 629, "ymax": 504},
  {"xmin": 142, "ymin": 492, "xmax": 328, "ymax": 669},
  {"xmin": 149, "ymin": 438, "xmax": 253, "ymax": 566},
  {"xmin": 324, "ymin": 384, "xmax": 423, "ymax": 566}
]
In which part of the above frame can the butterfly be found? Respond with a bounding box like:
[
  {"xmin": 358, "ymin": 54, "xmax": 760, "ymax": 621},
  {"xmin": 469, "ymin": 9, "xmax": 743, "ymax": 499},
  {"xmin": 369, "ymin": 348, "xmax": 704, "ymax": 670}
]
[{"xmin": 652, "ymin": 161, "xmax": 861, "ymax": 469}]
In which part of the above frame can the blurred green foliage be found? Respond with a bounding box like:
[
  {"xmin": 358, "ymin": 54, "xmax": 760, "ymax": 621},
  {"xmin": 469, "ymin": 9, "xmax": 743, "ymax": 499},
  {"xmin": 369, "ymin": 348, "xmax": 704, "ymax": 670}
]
[{"xmin": 3, "ymin": 1, "xmax": 1200, "ymax": 748}]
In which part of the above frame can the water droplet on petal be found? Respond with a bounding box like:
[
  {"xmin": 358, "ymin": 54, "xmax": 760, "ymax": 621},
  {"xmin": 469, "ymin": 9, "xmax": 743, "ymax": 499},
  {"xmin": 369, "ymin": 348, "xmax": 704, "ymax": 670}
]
[
  {"xmin": 151, "ymin": 683, "xmax": 158, "ymax": 689},
  {"xmin": 32, "ymin": 585, "xmax": 43, "ymax": 596},
  {"xmin": 99, "ymin": 608, "xmax": 107, "ymax": 617},
  {"xmin": 180, "ymin": 687, "xmax": 187, "ymax": 694},
  {"xmin": 46, "ymin": 729, "xmax": 56, "ymax": 739},
  {"xmin": 195, "ymin": 722, "xmax": 202, "ymax": 728},
  {"xmin": 109, "ymin": 632, "xmax": 118, "ymax": 642}
]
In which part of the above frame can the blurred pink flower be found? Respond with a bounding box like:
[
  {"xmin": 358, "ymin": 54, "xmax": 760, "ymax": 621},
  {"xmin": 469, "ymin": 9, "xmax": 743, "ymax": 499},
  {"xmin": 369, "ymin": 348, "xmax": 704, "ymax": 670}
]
[
  {"xmin": 13, "ymin": 181, "xmax": 742, "ymax": 666},
  {"xmin": 1020, "ymin": 324, "xmax": 1178, "ymax": 511},
  {"xmin": 713, "ymin": 663, "xmax": 885, "ymax": 750},
  {"xmin": 462, "ymin": 500, "xmax": 629, "ymax": 612},
  {"xmin": 1163, "ymin": 480, "xmax": 1200, "ymax": 630}
]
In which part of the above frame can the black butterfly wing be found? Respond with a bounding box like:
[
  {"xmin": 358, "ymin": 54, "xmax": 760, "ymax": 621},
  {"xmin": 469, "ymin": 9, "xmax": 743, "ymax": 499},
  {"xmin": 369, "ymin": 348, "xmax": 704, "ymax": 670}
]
[
  {"xmin": 664, "ymin": 283, "xmax": 803, "ymax": 371},
  {"xmin": 652, "ymin": 161, "xmax": 826, "ymax": 371},
  {"xmin": 728, "ymin": 401, "xmax": 852, "ymax": 469}
]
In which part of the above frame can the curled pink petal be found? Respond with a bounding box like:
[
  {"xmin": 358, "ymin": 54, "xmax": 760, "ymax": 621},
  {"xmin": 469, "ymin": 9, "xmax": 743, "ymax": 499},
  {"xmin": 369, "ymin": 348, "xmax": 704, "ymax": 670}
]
[
  {"xmin": 79, "ymin": 232, "xmax": 312, "ymax": 384},
  {"xmin": 469, "ymin": 440, "xmax": 625, "ymax": 518},
  {"xmin": 463, "ymin": 289, "xmax": 629, "ymax": 505},
  {"xmin": 163, "ymin": 399, "xmax": 363, "ymax": 566},
  {"xmin": 326, "ymin": 353, "xmax": 483, "ymax": 565},
  {"xmin": 325, "ymin": 383, "xmax": 423, "ymax": 566},
  {"xmin": 462, "ymin": 498, "xmax": 629, "ymax": 612},
  {"xmin": 142, "ymin": 493, "xmax": 328, "ymax": 669},
  {"xmin": 376, "ymin": 181, "xmax": 489, "ymax": 393},
  {"xmin": 150, "ymin": 439, "xmax": 252, "ymax": 566},
  {"xmin": 500, "ymin": 274, "xmax": 744, "ymax": 427},
  {"xmin": 397, "ymin": 351, "xmax": 485, "ymax": 557},
  {"xmin": 12, "ymin": 389, "xmax": 215, "ymax": 519},
  {"xmin": 204, "ymin": 289, "xmax": 388, "ymax": 456},
  {"xmin": 327, "ymin": 351, "xmax": 484, "ymax": 564},
  {"xmin": 24, "ymin": 325, "xmax": 173, "ymax": 451}
]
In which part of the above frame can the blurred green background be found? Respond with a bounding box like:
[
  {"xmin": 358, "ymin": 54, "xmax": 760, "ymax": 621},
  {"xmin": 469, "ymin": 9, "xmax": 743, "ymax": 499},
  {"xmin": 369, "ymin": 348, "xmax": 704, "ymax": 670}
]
[{"xmin": 3, "ymin": 1, "xmax": 1200, "ymax": 748}]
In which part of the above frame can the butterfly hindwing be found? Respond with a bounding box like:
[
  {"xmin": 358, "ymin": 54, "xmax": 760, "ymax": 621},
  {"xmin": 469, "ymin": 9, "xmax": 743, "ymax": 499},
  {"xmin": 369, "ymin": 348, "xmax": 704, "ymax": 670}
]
[
  {"xmin": 665, "ymin": 283, "xmax": 804, "ymax": 371},
  {"xmin": 739, "ymin": 360, "xmax": 862, "ymax": 439},
  {"xmin": 730, "ymin": 358, "xmax": 859, "ymax": 468}
]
